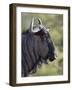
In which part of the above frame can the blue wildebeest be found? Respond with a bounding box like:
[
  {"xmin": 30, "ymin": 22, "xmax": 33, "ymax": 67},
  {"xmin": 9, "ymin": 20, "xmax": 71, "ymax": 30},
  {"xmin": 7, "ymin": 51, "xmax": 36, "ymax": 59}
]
[{"xmin": 22, "ymin": 18, "xmax": 56, "ymax": 77}]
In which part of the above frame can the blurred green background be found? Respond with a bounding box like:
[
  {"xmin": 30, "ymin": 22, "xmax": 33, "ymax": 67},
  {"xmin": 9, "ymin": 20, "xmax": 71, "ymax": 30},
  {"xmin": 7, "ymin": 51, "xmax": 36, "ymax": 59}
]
[{"xmin": 21, "ymin": 12, "xmax": 63, "ymax": 76}]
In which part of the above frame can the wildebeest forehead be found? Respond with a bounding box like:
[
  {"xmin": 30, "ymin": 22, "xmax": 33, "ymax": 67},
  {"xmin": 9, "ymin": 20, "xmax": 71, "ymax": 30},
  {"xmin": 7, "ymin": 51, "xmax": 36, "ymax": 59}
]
[{"xmin": 34, "ymin": 29, "xmax": 45, "ymax": 36}]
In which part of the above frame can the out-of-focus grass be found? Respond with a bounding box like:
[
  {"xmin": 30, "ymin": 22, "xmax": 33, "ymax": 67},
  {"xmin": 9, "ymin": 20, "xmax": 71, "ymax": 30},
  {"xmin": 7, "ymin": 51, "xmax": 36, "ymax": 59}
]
[{"xmin": 34, "ymin": 63, "xmax": 58, "ymax": 76}]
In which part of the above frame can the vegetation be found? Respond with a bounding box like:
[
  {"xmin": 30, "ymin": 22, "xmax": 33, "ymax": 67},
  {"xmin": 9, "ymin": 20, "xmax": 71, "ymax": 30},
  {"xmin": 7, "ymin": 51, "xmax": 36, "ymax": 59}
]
[{"xmin": 21, "ymin": 13, "xmax": 63, "ymax": 76}]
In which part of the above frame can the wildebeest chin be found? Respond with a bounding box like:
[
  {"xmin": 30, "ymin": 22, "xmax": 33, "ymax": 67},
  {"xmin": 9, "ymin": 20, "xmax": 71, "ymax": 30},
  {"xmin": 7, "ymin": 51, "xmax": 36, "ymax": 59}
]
[{"xmin": 22, "ymin": 18, "xmax": 56, "ymax": 77}]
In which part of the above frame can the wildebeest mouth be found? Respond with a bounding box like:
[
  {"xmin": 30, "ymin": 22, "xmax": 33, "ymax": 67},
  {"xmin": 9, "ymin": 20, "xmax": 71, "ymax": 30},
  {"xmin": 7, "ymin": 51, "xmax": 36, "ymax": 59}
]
[
  {"xmin": 48, "ymin": 54, "xmax": 56, "ymax": 62},
  {"xmin": 49, "ymin": 57, "xmax": 56, "ymax": 61}
]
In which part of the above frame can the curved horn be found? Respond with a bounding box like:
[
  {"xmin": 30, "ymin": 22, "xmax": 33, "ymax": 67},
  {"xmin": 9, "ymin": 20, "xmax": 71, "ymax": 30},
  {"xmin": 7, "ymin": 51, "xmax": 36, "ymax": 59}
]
[
  {"xmin": 36, "ymin": 18, "xmax": 42, "ymax": 25},
  {"xmin": 29, "ymin": 17, "xmax": 42, "ymax": 32},
  {"xmin": 30, "ymin": 18, "xmax": 34, "ymax": 32}
]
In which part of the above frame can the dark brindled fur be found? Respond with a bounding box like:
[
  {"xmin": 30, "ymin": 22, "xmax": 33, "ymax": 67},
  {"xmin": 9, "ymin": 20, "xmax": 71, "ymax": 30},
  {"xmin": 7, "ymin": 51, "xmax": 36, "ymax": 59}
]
[{"xmin": 22, "ymin": 18, "xmax": 56, "ymax": 77}]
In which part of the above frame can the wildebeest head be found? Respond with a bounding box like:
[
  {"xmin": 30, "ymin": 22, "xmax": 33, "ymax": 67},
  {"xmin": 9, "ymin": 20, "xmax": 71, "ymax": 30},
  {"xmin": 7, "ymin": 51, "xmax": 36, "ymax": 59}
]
[
  {"xmin": 22, "ymin": 18, "xmax": 56, "ymax": 77},
  {"xmin": 30, "ymin": 18, "xmax": 56, "ymax": 63}
]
